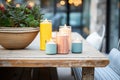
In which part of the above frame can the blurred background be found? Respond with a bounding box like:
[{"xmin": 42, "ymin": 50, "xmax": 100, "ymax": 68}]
[{"xmin": 0, "ymin": 0, "xmax": 120, "ymax": 53}]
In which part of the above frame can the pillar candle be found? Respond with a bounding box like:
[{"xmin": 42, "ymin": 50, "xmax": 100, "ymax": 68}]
[
  {"xmin": 72, "ymin": 38, "xmax": 82, "ymax": 53},
  {"xmin": 40, "ymin": 19, "xmax": 52, "ymax": 50},
  {"xmin": 46, "ymin": 39, "xmax": 57, "ymax": 55},
  {"xmin": 59, "ymin": 24, "xmax": 71, "ymax": 51},
  {"xmin": 52, "ymin": 31, "xmax": 57, "ymax": 42},
  {"xmin": 56, "ymin": 32, "xmax": 69, "ymax": 54}
]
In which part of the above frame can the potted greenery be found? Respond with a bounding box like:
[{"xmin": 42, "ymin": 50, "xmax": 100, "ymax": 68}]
[{"xmin": 0, "ymin": 1, "xmax": 43, "ymax": 49}]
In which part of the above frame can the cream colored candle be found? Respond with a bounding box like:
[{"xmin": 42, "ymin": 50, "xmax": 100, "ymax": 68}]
[
  {"xmin": 59, "ymin": 24, "xmax": 71, "ymax": 51},
  {"xmin": 52, "ymin": 31, "xmax": 57, "ymax": 42},
  {"xmin": 56, "ymin": 32, "xmax": 69, "ymax": 54},
  {"xmin": 40, "ymin": 19, "xmax": 52, "ymax": 50}
]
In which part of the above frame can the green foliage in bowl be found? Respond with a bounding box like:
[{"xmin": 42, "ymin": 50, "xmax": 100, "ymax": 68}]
[{"xmin": 0, "ymin": 1, "xmax": 43, "ymax": 27}]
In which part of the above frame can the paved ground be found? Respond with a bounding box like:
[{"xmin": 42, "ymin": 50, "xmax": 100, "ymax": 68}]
[{"xmin": 57, "ymin": 68, "xmax": 75, "ymax": 80}]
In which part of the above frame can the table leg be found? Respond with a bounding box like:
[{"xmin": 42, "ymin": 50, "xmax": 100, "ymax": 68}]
[{"xmin": 82, "ymin": 67, "xmax": 94, "ymax": 80}]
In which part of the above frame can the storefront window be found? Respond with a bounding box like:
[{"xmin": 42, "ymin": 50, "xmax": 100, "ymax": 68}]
[{"xmin": 109, "ymin": 0, "xmax": 120, "ymax": 50}]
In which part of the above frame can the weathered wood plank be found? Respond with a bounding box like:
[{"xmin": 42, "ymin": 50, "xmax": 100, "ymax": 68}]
[
  {"xmin": 0, "ymin": 59, "xmax": 109, "ymax": 67},
  {"xmin": 82, "ymin": 67, "xmax": 94, "ymax": 80},
  {"xmin": 0, "ymin": 51, "xmax": 107, "ymax": 58}
]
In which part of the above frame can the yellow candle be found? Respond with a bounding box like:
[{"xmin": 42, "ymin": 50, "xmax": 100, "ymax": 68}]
[{"xmin": 40, "ymin": 19, "xmax": 52, "ymax": 50}]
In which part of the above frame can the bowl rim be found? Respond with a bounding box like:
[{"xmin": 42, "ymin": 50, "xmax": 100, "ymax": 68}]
[{"xmin": 0, "ymin": 27, "xmax": 39, "ymax": 33}]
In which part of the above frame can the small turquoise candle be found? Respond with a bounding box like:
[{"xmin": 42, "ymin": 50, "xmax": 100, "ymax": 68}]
[
  {"xmin": 72, "ymin": 38, "xmax": 82, "ymax": 53},
  {"xmin": 45, "ymin": 40, "xmax": 57, "ymax": 55}
]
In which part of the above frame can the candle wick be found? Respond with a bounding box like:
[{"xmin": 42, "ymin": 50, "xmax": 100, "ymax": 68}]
[
  {"xmin": 45, "ymin": 19, "xmax": 48, "ymax": 22},
  {"xmin": 50, "ymin": 39, "xmax": 53, "ymax": 42},
  {"xmin": 64, "ymin": 24, "xmax": 67, "ymax": 27}
]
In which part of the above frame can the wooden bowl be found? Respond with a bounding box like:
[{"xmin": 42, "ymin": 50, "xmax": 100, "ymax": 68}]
[{"xmin": 0, "ymin": 27, "xmax": 39, "ymax": 49}]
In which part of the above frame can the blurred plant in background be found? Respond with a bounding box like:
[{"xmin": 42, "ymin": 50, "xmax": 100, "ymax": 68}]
[{"xmin": 0, "ymin": 0, "xmax": 43, "ymax": 27}]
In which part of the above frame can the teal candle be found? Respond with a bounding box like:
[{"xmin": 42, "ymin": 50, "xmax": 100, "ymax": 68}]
[
  {"xmin": 72, "ymin": 39, "xmax": 82, "ymax": 53},
  {"xmin": 46, "ymin": 40, "xmax": 57, "ymax": 55}
]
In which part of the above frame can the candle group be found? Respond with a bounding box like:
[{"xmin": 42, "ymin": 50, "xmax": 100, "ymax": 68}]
[
  {"xmin": 40, "ymin": 19, "xmax": 52, "ymax": 50},
  {"xmin": 39, "ymin": 20, "xmax": 82, "ymax": 54}
]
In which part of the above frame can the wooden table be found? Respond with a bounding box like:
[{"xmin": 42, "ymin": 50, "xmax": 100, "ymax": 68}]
[{"xmin": 0, "ymin": 33, "xmax": 109, "ymax": 80}]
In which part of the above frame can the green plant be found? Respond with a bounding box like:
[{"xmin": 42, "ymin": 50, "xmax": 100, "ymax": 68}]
[{"xmin": 0, "ymin": 1, "xmax": 43, "ymax": 27}]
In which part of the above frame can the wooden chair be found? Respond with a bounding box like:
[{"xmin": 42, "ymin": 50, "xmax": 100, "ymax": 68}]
[
  {"xmin": 86, "ymin": 25, "xmax": 105, "ymax": 51},
  {"xmin": 95, "ymin": 48, "xmax": 120, "ymax": 80}
]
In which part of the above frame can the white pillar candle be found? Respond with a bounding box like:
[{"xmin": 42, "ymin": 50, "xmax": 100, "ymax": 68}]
[{"xmin": 52, "ymin": 31, "xmax": 57, "ymax": 42}]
